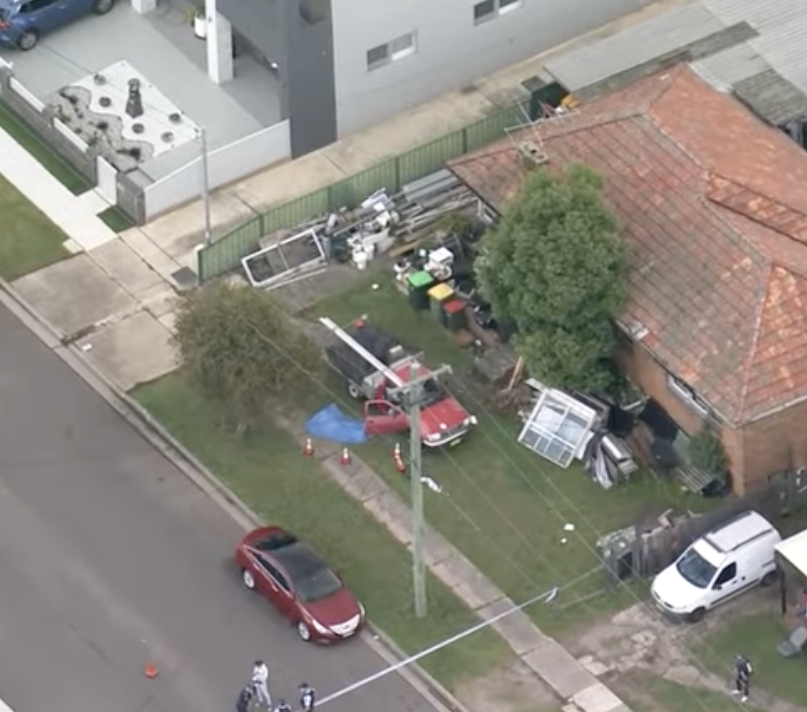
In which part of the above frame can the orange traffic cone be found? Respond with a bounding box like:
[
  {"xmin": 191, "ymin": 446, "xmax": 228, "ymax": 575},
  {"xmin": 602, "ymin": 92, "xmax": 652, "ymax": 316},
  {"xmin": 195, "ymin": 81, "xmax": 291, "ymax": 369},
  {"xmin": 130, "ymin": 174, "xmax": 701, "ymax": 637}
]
[
  {"xmin": 303, "ymin": 438, "xmax": 314, "ymax": 457},
  {"xmin": 144, "ymin": 661, "xmax": 159, "ymax": 679},
  {"xmin": 392, "ymin": 442, "xmax": 402, "ymax": 461},
  {"xmin": 340, "ymin": 447, "xmax": 351, "ymax": 466}
]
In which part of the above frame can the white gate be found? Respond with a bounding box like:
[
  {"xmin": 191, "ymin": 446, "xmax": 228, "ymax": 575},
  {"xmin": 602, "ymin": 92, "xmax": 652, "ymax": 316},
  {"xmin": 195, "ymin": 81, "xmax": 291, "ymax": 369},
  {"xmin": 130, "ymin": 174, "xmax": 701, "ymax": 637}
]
[{"xmin": 96, "ymin": 156, "xmax": 118, "ymax": 204}]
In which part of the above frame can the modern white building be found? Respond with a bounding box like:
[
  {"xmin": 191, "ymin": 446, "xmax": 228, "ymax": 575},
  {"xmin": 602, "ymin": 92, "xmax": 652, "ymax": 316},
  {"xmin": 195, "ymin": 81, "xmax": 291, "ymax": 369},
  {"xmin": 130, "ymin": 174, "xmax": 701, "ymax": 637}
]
[{"xmin": 206, "ymin": 0, "xmax": 656, "ymax": 157}]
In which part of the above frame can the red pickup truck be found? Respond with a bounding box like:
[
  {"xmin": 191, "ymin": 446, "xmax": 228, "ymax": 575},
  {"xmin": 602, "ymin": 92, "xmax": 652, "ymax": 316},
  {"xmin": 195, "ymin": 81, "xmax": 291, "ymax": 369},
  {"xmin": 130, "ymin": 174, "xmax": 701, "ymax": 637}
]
[{"xmin": 324, "ymin": 321, "xmax": 476, "ymax": 447}]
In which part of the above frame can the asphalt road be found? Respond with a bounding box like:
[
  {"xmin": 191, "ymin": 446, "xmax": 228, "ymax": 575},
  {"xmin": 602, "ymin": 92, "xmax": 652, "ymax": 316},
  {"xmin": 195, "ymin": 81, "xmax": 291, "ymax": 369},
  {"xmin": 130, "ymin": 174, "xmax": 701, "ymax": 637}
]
[{"xmin": 0, "ymin": 300, "xmax": 438, "ymax": 712}]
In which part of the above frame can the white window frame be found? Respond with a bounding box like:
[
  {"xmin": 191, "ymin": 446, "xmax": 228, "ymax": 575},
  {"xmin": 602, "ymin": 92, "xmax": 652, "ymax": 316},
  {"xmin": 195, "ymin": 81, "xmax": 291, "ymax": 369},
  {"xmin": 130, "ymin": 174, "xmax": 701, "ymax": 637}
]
[
  {"xmin": 666, "ymin": 374, "xmax": 709, "ymax": 417},
  {"xmin": 474, "ymin": 0, "xmax": 523, "ymax": 25},
  {"xmin": 366, "ymin": 32, "xmax": 417, "ymax": 71},
  {"xmin": 518, "ymin": 388, "xmax": 598, "ymax": 468}
]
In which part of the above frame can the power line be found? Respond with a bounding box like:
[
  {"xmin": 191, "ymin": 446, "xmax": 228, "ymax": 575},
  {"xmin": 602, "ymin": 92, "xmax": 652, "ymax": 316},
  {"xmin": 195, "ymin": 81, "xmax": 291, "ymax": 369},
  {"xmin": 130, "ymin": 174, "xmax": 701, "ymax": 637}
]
[
  {"xmin": 316, "ymin": 584, "xmax": 561, "ymax": 710},
  {"xmin": 248, "ymin": 321, "xmax": 588, "ymax": 610},
  {"xmin": 238, "ymin": 315, "xmax": 749, "ymax": 712}
]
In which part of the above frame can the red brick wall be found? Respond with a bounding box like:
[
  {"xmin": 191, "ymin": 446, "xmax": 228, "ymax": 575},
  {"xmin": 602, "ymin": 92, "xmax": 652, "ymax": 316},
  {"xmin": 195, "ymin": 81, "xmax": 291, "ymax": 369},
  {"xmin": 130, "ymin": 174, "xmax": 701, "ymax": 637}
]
[
  {"xmin": 619, "ymin": 344, "xmax": 704, "ymax": 436},
  {"xmin": 620, "ymin": 343, "xmax": 807, "ymax": 495},
  {"xmin": 729, "ymin": 399, "xmax": 807, "ymax": 494}
]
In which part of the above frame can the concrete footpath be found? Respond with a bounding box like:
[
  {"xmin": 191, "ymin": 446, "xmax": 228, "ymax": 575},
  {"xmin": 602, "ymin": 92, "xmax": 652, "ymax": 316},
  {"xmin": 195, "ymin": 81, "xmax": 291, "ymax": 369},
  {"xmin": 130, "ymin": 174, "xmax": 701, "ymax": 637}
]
[{"xmin": 0, "ymin": 4, "xmax": 703, "ymax": 711}]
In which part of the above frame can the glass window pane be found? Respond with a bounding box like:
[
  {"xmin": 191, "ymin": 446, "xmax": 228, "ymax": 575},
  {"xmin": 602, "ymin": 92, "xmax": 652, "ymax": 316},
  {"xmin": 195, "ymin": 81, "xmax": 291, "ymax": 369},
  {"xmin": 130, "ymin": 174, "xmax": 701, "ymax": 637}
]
[
  {"xmin": 474, "ymin": 0, "xmax": 495, "ymax": 22},
  {"xmin": 390, "ymin": 33, "xmax": 413, "ymax": 54},
  {"xmin": 366, "ymin": 44, "xmax": 388, "ymax": 69}
]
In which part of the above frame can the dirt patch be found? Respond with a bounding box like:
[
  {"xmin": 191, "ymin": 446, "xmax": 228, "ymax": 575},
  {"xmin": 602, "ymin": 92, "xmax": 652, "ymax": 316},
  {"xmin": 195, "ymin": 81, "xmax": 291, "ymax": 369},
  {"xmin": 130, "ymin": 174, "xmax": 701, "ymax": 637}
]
[
  {"xmin": 453, "ymin": 660, "xmax": 558, "ymax": 712},
  {"xmin": 560, "ymin": 588, "xmax": 790, "ymax": 710}
]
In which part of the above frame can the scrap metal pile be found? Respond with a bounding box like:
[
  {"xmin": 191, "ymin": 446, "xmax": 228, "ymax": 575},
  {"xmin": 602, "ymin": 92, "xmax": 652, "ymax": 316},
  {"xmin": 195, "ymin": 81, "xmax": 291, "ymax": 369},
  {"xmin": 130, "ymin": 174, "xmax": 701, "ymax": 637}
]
[{"xmin": 240, "ymin": 169, "xmax": 477, "ymax": 289}]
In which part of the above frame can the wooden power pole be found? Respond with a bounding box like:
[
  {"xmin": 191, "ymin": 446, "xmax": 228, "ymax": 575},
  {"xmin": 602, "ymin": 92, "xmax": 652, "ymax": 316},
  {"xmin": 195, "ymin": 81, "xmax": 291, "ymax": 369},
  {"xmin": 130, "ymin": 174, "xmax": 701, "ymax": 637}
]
[{"xmin": 319, "ymin": 317, "xmax": 451, "ymax": 618}]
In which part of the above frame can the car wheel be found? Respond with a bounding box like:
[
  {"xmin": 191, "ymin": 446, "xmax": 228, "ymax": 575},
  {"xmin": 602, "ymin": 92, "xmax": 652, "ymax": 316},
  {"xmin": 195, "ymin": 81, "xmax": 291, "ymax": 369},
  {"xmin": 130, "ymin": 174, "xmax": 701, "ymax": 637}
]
[
  {"xmin": 241, "ymin": 568, "xmax": 256, "ymax": 591},
  {"xmin": 296, "ymin": 620, "xmax": 312, "ymax": 642},
  {"xmin": 761, "ymin": 571, "xmax": 778, "ymax": 588},
  {"xmin": 687, "ymin": 607, "xmax": 706, "ymax": 624},
  {"xmin": 347, "ymin": 383, "xmax": 362, "ymax": 400},
  {"xmin": 16, "ymin": 31, "xmax": 38, "ymax": 51},
  {"xmin": 92, "ymin": 0, "xmax": 114, "ymax": 14}
]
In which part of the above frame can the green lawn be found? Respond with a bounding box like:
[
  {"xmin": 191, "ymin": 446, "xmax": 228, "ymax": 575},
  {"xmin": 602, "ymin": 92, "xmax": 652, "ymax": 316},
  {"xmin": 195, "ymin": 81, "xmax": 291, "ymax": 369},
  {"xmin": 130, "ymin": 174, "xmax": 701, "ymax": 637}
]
[
  {"xmin": 0, "ymin": 99, "xmax": 90, "ymax": 195},
  {"xmin": 304, "ymin": 277, "xmax": 716, "ymax": 636},
  {"xmin": 0, "ymin": 173, "xmax": 71, "ymax": 280},
  {"xmin": 133, "ymin": 372, "xmax": 511, "ymax": 689},
  {"xmin": 694, "ymin": 613, "xmax": 807, "ymax": 708}
]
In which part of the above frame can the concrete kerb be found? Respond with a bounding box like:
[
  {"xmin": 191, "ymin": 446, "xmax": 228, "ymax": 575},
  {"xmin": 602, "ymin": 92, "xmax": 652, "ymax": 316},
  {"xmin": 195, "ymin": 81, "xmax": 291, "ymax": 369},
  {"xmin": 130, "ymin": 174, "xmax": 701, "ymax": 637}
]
[{"xmin": 0, "ymin": 276, "xmax": 473, "ymax": 712}]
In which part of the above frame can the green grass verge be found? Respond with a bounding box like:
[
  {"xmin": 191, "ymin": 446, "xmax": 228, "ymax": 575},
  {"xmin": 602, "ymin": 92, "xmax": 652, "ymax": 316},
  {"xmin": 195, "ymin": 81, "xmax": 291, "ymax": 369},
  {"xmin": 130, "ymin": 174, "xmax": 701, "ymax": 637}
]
[
  {"xmin": 303, "ymin": 277, "xmax": 717, "ymax": 636},
  {"xmin": 0, "ymin": 99, "xmax": 90, "ymax": 195},
  {"xmin": 614, "ymin": 671, "xmax": 764, "ymax": 712},
  {"xmin": 694, "ymin": 612, "xmax": 807, "ymax": 708},
  {"xmin": 98, "ymin": 205, "xmax": 136, "ymax": 232},
  {"xmin": 0, "ymin": 172, "xmax": 71, "ymax": 280},
  {"xmin": 133, "ymin": 372, "xmax": 511, "ymax": 688}
]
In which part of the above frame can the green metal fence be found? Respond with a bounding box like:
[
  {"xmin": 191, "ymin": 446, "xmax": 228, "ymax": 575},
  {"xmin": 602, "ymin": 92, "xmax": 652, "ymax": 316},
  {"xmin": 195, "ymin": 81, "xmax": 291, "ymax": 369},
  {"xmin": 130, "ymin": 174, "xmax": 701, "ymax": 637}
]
[{"xmin": 198, "ymin": 100, "xmax": 530, "ymax": 282}]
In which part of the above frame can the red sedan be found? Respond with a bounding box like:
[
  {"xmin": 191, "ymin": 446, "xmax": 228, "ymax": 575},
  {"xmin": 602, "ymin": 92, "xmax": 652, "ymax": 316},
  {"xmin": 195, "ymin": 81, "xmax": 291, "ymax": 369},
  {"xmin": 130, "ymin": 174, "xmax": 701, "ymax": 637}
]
[{"xmin": 235, "ymin": 526, "xmax": 365, "ymax": 643}]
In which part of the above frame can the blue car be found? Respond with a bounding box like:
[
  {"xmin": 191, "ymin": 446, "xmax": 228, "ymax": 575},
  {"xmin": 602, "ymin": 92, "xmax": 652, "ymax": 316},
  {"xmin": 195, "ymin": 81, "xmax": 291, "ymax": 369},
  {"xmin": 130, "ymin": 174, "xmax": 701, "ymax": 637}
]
[{"xmin": 0, "ymin": 0, "xmax": 114, "ymax": 51}]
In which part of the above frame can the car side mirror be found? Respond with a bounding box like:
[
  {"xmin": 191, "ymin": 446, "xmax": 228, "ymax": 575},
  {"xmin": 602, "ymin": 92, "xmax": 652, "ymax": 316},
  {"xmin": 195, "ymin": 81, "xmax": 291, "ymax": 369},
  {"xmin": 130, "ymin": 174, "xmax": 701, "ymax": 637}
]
[{"xmin": 714, "ymin": 584, "xmax": 722, "ymax": 591}]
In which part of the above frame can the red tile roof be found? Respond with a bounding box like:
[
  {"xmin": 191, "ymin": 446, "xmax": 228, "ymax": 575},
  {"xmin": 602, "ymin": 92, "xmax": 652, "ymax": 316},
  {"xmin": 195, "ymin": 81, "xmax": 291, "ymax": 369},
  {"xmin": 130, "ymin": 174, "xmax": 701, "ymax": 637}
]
[{"xmin": 450, "ymin": 65, "xmax": 807, "ymax": 425}]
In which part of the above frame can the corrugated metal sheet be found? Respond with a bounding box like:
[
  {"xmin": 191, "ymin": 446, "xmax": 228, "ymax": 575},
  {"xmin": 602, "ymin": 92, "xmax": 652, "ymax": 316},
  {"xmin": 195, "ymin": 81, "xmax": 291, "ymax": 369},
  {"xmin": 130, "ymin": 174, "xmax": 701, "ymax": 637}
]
[
  {"xmin": 690, "ymin": 42, "xmax": 768, "ymax": 91},
  {"xmin": 544, "ymin": 2, "xmax": 724, "ymax": 90},
  {"xmin": 751, "ymin": 17, "xmax": 807, "ymax": 97},
  {"xmin": 544, "ymin": 0, "xmax": 807, "ymax": 124},
  {"xmin": 704, "ymin": 0, "xmax": 807, "ymax": 31}
]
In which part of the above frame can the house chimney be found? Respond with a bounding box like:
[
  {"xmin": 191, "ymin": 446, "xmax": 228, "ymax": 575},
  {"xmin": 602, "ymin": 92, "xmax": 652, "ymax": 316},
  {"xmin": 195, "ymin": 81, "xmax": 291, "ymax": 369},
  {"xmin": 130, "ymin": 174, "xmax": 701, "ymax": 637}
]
[{"xmin": 517, "ymin": 141, "xmax": 547, "ymax": 169}]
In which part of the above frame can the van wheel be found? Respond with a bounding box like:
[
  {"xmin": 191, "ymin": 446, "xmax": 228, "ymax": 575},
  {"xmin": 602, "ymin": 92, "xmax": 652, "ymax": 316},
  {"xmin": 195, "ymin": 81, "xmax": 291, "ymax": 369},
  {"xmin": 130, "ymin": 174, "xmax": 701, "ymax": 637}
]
[
  {"xmin": 761, "ymin": 571, "xmax": 778, "ymax": 587},
  {"xmin": 92, "ymin": 0, "xmax": 114, "ymax": 13},
  {"xmin": 687, "ymin": 607, "xmax": 706, "ymax": 623},
  {"xmin": 347, "ymin": 383, "xmax": 362, "ymax": 400},
  {"xmin": 16, "ymin": 30, "xmax": 38, "ymax": 51}
]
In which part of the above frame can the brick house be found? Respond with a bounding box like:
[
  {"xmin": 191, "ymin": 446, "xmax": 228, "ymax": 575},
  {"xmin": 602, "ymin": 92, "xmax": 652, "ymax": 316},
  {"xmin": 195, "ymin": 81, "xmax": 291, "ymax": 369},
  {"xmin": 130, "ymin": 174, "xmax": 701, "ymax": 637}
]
[{"xmin": 449, "ymin": 65, "xmax": 807, "ymax": 495}]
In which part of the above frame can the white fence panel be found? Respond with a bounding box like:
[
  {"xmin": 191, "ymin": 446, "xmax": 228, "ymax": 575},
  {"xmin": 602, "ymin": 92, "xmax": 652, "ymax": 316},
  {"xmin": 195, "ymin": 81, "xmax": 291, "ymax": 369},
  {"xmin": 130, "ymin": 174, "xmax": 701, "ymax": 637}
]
[
  {"xmin": 96, "ymin": 156, "xmax": 117, "ymax": 204},
  {"xmin": 143, "ymin": 121, "xmax": 291, "ymax": 220},
  {"xmin": 53, "ymin": 118, "xmax": 89, "ymax": 152},
  {"xmin": 9, "ymin": 76, "xmax": 44, "ymax": 112}
]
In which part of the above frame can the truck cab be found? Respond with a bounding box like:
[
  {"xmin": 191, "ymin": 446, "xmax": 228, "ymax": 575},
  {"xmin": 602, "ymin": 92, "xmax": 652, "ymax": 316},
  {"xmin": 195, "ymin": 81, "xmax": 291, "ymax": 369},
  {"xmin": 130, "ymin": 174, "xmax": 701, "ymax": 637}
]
[
  {"xmin": 324, "ymin": 321, "xmax": 475, "ymax": 447},
  {"xmin": 363, "ymin": 371, "xmax": 475, "ymax": 447}
]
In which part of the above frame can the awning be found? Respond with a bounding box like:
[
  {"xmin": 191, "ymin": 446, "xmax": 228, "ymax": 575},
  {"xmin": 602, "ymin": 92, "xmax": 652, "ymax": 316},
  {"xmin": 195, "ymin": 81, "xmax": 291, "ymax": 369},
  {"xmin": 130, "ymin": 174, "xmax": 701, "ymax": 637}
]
[{"xmin": 775, "ymin": 529, "xmax": 807, "ymax": 578}]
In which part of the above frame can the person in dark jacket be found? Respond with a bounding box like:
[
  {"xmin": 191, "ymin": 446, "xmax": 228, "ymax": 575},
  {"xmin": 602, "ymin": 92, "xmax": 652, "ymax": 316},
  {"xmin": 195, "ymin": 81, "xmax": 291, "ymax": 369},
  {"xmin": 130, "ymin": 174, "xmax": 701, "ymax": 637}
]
[
  {"xmin": 275, "ymin": 700, "xmax": 291, "ymax": 712},
  {"xmin": 299, "ymin": 683, "xmax": 316, "ymax": 712},
  {"xmin": 236, "ymin": 684, "xmax": 254, "ymax": 712},
  {"xmin": 731, "ymin": 655, "xmax": 753, "ymax": 702}
]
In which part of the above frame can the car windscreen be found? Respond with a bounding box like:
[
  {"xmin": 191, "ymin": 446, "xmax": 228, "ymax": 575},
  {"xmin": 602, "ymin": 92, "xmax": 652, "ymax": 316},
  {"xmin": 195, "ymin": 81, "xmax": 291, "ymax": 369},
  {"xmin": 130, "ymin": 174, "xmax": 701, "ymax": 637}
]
[
  {"xmin": 275, "ymin": 543, "xmax": 343, "ymax": 603},
  {"xmin": 419, "ymin": 378, "xmax": 445, "ymax": 407},
  {"xmin": 675, "ymin": 546, "xmax": 717, "ymax": 589},
  {"xmin": 295, "ymin": 566, "xmax": 343, "ymax": 603}
]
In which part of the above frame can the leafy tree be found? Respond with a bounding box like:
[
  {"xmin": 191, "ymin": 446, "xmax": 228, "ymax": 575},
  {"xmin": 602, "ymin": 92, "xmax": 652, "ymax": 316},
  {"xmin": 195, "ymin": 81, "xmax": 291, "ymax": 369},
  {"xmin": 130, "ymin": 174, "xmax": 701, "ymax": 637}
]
[
  {"xmin": 476, "ymin": 163, "xmax": 627, "ymax": 394},
  {"xmin": 173, "ymin": 282, "xmax": 321, "ymax": 433}
]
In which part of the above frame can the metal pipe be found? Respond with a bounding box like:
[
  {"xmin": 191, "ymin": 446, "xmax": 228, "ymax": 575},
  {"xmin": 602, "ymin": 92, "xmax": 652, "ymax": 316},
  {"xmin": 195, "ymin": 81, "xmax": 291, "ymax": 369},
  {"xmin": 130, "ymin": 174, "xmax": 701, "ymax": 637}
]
[{"xmin": 198, "ymin": 126, "xmax": 212, "ymax": 246}]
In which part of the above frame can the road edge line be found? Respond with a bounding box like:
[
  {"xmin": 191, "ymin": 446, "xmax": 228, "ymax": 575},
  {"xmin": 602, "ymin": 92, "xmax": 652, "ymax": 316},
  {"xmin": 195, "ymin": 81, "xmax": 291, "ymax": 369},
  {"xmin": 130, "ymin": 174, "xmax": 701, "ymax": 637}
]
[{"xmin": 0, "ymin": 277, "xmax": 473, "ymax": 712}]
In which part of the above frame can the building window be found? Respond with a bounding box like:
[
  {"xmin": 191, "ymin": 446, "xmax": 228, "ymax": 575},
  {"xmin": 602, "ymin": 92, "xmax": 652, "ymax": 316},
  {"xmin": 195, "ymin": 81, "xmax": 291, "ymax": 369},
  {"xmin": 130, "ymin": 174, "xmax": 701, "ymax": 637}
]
[
  {"xmin": 474, "ymin": 0, "xmax": 522, "ymax": 24},
  {"xmin": 366, "ymin": 32, "xmax": 417, "ymax": 71},
  {"xmin": 666, "ymin": 374, "xmax": 709, "ymax": 417}
]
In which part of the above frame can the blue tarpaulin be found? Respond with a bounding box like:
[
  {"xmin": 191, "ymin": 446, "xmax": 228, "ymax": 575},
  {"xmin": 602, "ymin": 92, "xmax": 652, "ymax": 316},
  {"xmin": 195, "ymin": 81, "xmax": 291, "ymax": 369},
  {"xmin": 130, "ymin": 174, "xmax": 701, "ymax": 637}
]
[{"xmin": 305, "ymin": 404, "xmax": 368, "ymax": 444}]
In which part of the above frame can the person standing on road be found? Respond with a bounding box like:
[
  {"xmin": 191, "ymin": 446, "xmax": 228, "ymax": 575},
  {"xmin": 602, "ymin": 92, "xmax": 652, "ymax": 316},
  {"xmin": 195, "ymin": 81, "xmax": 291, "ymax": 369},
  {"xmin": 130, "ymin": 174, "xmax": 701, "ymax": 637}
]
[
  {"xmin": 252, "ymin": 660, "xmax": 272, "ymax": 708},
  {"xmin": 731, "ymin": 654, "xmax": 753, "ymax": 702},
  {"xmin": 236, "ymin": 683, "xmax": 255, "ymax": 712},
  {"xmin": 299, "ymin": 682, "xmax": 316, "ymax": 712}
]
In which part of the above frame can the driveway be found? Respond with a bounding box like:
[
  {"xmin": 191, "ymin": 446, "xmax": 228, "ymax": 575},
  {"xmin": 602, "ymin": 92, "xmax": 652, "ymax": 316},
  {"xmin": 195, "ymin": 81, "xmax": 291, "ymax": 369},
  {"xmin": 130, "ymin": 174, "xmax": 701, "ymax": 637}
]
[{"xmin": 0, "ymin": 300, "xmax": 438, "ymax": 712}]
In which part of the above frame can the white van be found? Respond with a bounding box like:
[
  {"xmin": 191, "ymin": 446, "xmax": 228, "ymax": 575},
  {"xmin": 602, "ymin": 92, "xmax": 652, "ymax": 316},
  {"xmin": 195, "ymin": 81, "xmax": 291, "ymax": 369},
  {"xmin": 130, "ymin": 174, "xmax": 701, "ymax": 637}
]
[{"xmin": 651, "ymin": 511, "xmax": 781, "ymax": 622}]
